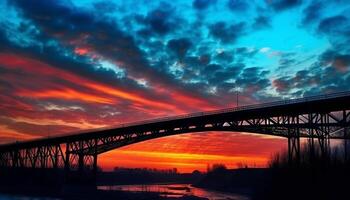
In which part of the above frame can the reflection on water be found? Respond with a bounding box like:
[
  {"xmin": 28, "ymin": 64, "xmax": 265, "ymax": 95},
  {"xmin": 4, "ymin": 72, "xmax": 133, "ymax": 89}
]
[
  {"xmin": 98, "ymin": 183, "xmax": 250, "ymax": 200},
  {"xmin": 0, "ymin": 194, "xmax": 60, "ymax": 200},
  {"xmin": 0, "ymin": 184, "xmax": 249, "ymax": 200}
]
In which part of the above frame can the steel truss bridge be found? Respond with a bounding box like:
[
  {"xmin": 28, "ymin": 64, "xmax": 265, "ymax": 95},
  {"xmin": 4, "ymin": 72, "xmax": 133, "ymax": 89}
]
[{"xmin": 0, "ymin": 91, "xmax": 350, "ymax": 174}]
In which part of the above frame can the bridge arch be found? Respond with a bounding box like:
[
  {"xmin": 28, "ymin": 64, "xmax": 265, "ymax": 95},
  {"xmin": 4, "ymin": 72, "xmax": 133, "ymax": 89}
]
[{"xmin": 0, "ymin": 91, "xmax": 349, "ymax": 173}]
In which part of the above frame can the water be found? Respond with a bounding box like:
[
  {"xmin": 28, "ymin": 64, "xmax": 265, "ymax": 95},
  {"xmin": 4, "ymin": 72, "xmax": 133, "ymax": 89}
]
[
  {"xmin": 0, "ymin": 194, "xmax": 59, "ymax": 200},
  {"xmin": 98, "ymin": 183, "xmax": 250, "ymax": 200},
  {"xmin": 0, "ymin": 184, "xmax": 249, "ymax": 200}
]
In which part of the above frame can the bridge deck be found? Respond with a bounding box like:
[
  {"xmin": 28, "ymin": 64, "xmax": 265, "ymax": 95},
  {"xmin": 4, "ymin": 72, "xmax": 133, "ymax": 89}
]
[{"xmin": 1, "ymin": 91, "xmax": 350, "ymax": 151}]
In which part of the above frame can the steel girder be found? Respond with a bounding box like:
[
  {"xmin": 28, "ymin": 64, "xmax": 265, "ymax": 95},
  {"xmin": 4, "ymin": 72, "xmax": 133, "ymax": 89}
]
[{"xmin": 0, "ymin": 109, "xmax": 349, "ymax": 172}]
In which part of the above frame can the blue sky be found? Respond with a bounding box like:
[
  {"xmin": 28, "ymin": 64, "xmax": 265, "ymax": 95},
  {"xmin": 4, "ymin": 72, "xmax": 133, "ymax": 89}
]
[
  {"xmin": 0, "ymin": 0, "xmax": 350, "ymax": 172},
  {"xmin": 0, "ymin": 0, "xmax": 349, "ymax": 143},
  {"xmin": 1, "ymin": 0, "xmax": 349, "ymax": 100}
]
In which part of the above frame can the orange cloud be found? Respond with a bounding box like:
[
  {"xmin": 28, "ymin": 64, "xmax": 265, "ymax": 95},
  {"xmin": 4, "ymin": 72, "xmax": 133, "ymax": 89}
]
[
  {"xmin": 0, "ymin": 125, "xmax": 39, "ymax": 144},
  {"xmin": 0, "ymin": 53, "xmax": 287, "ymax": 173},
  {"xmin": 17, "ymin": 88, "xmax": 115, "ymax": 105},
  {"xmin": 74, "ymin": 47, "xmax": 91, "ymax": 56},
  {"xmin": 86, "ymin": 83, "xmax": 182, "ymax": 112},
  {"xmin": 0, "ymin": 53, "xmax": 194, "ymax": 113}
]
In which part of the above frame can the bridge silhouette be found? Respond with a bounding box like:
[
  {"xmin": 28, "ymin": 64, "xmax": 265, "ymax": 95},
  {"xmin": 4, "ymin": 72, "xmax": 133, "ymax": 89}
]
[{"xmin": 0, "ymin": 91, "xmax": 350, "ymax": 174}]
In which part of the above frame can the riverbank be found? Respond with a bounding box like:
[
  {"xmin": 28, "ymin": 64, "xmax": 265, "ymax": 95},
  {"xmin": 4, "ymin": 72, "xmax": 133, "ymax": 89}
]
[{"xmin": 194, "ymin": 167, "xmax": 269, "ymax": 197}]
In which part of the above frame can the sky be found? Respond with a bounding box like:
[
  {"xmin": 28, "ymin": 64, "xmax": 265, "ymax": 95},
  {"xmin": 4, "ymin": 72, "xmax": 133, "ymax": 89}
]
[{"xmin": 0, "ymin": 0, "xmax": 349, "ymax": 172}]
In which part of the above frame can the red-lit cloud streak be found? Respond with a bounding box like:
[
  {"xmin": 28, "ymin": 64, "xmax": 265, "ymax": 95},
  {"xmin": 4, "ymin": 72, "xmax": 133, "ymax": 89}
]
[
  {"xmin": 0, "ymin": 53, "xmax": 213, "ymax": 114},
  {"xmin": 0, "ymin": 51, "xmax": 287, "ymax": 172},
  {"xmin": 2, "ymin": 0, "xmax": 349, "ymax": 173}
]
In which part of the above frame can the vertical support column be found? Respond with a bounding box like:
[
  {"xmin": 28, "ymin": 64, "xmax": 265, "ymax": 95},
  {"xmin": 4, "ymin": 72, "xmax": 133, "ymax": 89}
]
[
  {"xmin": 53, "ymin": 145, "xmax": 59, "ymax": 169},
  {"xmin": 287, "ymin": 116, "xmax": 300, "ymax": 165},
  {"xmin": 288, "ymin": 136, "xmax": 300, "ymax": 165},
  {"xmin": 343, "ymin": 110, "xmax": 349, "ymax": 162},
  {"xmin": 308, "ymin": 113, "xmax": 315, "ymax": 163},
  {"xmin": 0, "ymin": 152, "xmax": 3, "ymax": 168},
  {"xmin": 318, "ymin": 114, "xmax": 330, "ymax": 161},
  {"xmin": 296, "ymin": 116, "xmax": 300, "ymax": 162},
  {"xmin": 345, "ymin": 139, "xmax": 349, "ymax": 162},
  {"xmin": 65, "ymin": 142, "xmax": 70, "ymax": 172},
  {"xmin": 93, "ymin": 138, "xmax": 98, "ymax": 176},
  {"xmin": 78, "ymin": 141, "xmax": 84, "ymax": 172},
  {"xmin": 12, "ymin": 150, "xmax": 19, "ymax": 168}
]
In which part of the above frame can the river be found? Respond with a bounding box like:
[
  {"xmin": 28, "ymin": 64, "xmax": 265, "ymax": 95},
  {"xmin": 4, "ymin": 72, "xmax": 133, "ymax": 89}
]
[
  {"xmin": 98, "ymin": 183, "xmax": 250, "ymax": 200},
  {"xmin": 0, "ymin": 183, "xmax": 249, "ymax": 200}
]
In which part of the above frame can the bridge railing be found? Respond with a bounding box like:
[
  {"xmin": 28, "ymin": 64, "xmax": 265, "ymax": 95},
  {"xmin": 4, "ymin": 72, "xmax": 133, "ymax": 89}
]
[{"xmin": 79, "ymin": 90, "xmax": 350, "ymax": 132}]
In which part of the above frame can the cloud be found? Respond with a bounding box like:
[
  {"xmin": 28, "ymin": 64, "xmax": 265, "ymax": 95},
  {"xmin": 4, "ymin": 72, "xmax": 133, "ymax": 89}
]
[
  {"xmin": 227, "ymin": 0, "xmax": 248, "ymax": 12},
  {"xmin": 302, "ymin": 1, "xmax": 323, "ymax": 25},
  {"xmin": 272, "ymin": 77, "xmax": 291, "ymax": 93},
  {"xmin": 192, "ymin": 0, "xmax": 217, "ymax": 10},
  {"xmin": 8, "ymin": 0, "xmax": 219, "ymax": 112},
  {"xmin": 93, "ymin": 1, "xmax": 117, "ymax": 13},
  {"xmin": 235, "ymin": 67, "xmax": 270, "ymax": 97},
  {"xmin": 253, "ymin": 16, "xmax": 271, "ymax": 29},
  {"xmin": 272, "ymin": 49, "xmax": 350, "ymax": 96},
  {"xmin": 318, "ymin": 15, "xmax": 348, "ymax": 35},
  {"xmin": 235, "ymin": 47, "xmax": 258, "ymax": 58},
  {"xmin": 317, "ymin": 50, "xmax": 350, "ymax": 73},
  {"xmin": 145, "ymin": 6, "xmax": 176, "ymax": 35},
  {"xmin": 268, "ymin": 0, "xmax": 302, "ymax": 11},
  {"xmin": 209, "ymin": 21, "xmax": 245, "ymax": 43},
  {"xmin": 332, "ymin": 55, "xmax": 350, "ymax": 73},
  {"xmin": 167, "ymin": 38, "xmax": 192, "ymax": 59},
  {"xmin": 215, "ymin": 50, "xmax": 235, "ymax": 63},
  {"xmin": 277, "ymin": 52, "xmax": 296, "ymax": 69}
]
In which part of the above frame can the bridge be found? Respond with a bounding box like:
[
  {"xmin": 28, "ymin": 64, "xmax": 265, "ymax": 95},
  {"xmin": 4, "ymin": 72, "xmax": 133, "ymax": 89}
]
[{"xmin": 0, "ymin": 91, "xmax": 350, "ymax": 174}]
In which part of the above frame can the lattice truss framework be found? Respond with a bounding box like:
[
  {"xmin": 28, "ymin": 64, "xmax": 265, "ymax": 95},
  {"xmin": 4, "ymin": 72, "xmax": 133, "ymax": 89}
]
[{"xmin": 1, "ymin": 109, "xmax": 349, "ymax": 171}]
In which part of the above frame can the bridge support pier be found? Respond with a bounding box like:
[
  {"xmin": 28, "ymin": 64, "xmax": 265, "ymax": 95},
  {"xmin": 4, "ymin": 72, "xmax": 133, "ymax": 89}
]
[
  {"xmin": 93, "ymin": 154, "xmax": 98, "ymax": 175},
  {"xmin": 318, "ymin": 137, "xmax": 330, "ymax": 160},
  {"xmin": 344, "ymin": 111, "xmax": 349, "ymax": 161},
  {"xmin": 344, "ymin": 140, "xmax": 349, "ymax": 162},
  {"xmin": 288, "ymin": 136, "xmax": 300, "ymax": 165},
  {"xmin": 65, "ymin": 143, "xmax": 70, "ymax": 172}
]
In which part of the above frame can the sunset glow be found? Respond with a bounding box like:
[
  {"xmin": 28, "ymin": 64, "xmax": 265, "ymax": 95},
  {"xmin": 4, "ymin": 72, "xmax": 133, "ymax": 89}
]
[{"xmin": 1, "ymin": 0, "xmax": 349, "ymax": 173}]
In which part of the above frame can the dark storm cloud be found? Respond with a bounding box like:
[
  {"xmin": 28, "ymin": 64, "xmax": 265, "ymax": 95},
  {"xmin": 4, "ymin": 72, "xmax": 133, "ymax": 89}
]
[
  {"xmin": 302, "ymin": 1, "xmax": 323, "ymax": 25},
  {"xmin": 235, "ymin": 47, "xmax": 258, "ymax": 58},
  {"xmin": 208, "ymin": 66, "xmax": 241, "ymax": 85},
  {"xmin": 278, "ymin": 52, "xmax": 296, "ymax": 69},
  {"xmin": 318, "ymin": 15, "xmax": 348, "ymax": 35},
  {"xmin": 202, "ymin": 63, "xmax": 222, "ymax": 74},
  {"xmin": 8, "ymin": 0, "xmax": 95, "ymax": 41},
  {"xmin": 2, "ymin": 38, "xmax": 137, "ymax": 91},
  {"xmin": 209, "ymin": 21, "xmax": 245, "ymax": 43},
  {"xmin": 93, "ymin": 1, "xmax": 117, "ymax": 13},
  {"xmin": 279, "ymin": 58, "xmax": 296, "ymax": 69},
  {"xmin": 253, "ymin": 16, "xmax": 271, "ymax": 29},
  {"xmin": 268, "ymin": 0, "xmax": 302, "ymax": 11},
  {"xmin": 272, "ymin": 76, "xmax": 292, "ymax": 93},
  {"xmin": 133, "ymin": 6, "xmax": 182, "ymax": 37},
  {"xmin": 235, "ymin": 67, "xmax": 270, "ymax": 97},
  {"xmin": 9, "ymin": 0, "xmax": 217, "ymax": 105},
  {"xmin": 317, "ymin": 50, "xmax": 350, "ymax": 72},
  {"xmin": 215, "ymin": 51, "xmax": 235, "ymax": 63},
  {"xmin": 227, "ymin": 0, "xmax": 248, "ymax": 12},
  {"xmin": 316, "ymin": 15, "xmax": 350, "ymax": 54},
  {"xmin": 146, "ymin": 8, "xmax": 175, "ymax": 35},
  {"xmin": 167, "ymin": 38, "xmax": 192, "ymax": 59},
  {"xmin": 192, "ymin": 0, "xmax": 217, "ymax": 10},
  {"xmin": 272, "ymin": 49, "xmax": 350, "ymax": 96}
]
